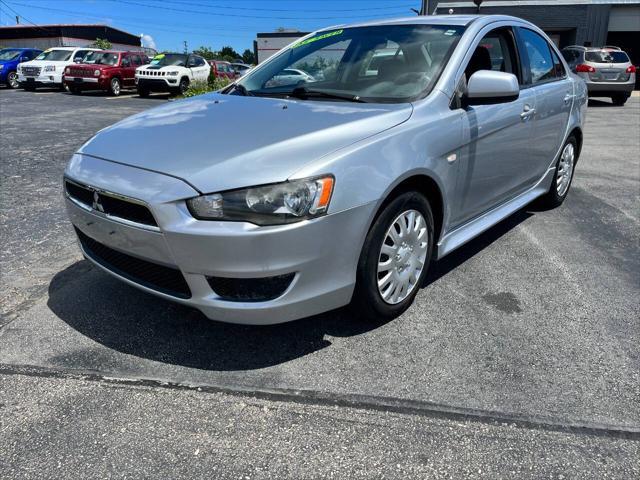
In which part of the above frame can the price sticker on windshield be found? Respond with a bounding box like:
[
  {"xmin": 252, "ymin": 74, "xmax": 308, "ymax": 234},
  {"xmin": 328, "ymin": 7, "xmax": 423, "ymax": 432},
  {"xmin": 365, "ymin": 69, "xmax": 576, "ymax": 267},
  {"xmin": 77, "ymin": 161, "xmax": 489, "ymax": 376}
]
[{"xmin": 293, "ymin": 30, "xmax": 343, "ymax": 49}]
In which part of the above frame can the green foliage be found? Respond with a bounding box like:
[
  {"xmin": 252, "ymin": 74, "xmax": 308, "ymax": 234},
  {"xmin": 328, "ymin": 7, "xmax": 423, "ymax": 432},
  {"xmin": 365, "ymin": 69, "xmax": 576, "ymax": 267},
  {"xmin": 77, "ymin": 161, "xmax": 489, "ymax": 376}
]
[
  {"xmin": 92, "ymin": 38, "xmax": 112, "ymax": 50},
  {"xmin": 193, "ymin": 46, "xmax": 216, "ymax": 60},
  {"xmin": 242, "ymin": 49, "xmax": 256, "ymax": 65},
  {"xmin": 218, "ymin": 46, "xmax": 240, "ymax": 62},
  {"xmin": 182, "ymin": 75, "xmax": 232, "ymax": 98}
]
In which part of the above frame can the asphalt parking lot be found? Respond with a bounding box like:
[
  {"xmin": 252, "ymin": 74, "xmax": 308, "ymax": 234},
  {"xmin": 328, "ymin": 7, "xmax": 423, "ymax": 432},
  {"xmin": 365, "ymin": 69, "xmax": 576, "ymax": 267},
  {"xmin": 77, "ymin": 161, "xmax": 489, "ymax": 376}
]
[{"xmin": 1, "ymin": 88, "xmax": 639, "ymax": 478}]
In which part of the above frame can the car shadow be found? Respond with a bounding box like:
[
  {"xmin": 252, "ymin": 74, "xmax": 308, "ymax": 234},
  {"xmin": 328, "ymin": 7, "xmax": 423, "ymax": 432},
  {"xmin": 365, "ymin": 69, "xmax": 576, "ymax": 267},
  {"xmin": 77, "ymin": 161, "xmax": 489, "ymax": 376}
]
[
  {"xmin": 48, "ymin": 209, "xmax": 533, "ymax": 371},
  {"xmin": 587, "ymin": 98, "xmax": 616, "ymax": 107}
]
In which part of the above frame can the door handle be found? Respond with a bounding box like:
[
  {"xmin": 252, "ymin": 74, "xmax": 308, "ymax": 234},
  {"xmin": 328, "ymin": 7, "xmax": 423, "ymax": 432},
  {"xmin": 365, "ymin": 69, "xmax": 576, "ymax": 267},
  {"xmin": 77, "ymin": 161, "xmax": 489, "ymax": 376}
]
[
  {"xmin": 563, "ymin": 93, "xmax": 575, "ymax": 104},
  {"xmin": 520, "ymin": 104, "xmax": 536, "ymax": 121}
]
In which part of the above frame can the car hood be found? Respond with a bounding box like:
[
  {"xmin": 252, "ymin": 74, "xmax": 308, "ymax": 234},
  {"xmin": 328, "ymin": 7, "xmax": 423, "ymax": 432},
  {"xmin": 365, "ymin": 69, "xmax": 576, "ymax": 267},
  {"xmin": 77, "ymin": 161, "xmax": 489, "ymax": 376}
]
[
  {"xmin": 79, "ymin": 93, "xmax": 413, "ymax": 194},
  {"xmin": 0, "ymin": 59, "xmax": 16, "ymax": 65},
  {"xmin": 21, "ymin": 60, "xmax": 69, "ymax": 66}
]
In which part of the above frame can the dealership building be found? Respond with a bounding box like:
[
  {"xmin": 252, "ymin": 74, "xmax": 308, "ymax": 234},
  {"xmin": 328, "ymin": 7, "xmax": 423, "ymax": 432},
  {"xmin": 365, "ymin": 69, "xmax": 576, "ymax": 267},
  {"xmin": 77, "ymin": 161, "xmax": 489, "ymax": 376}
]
[
  {"xmin": 0, "ymin": 24, "xmax": 144, "ymax": 51},
  {"xmin": 432, "ymin": 1, "xmax": 639, "ymax": 58}
]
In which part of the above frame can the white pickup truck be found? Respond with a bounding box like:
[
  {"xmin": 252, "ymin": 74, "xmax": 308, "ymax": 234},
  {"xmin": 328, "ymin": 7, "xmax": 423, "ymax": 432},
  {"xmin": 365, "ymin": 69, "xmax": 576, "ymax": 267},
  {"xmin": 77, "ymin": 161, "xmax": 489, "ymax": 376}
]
[{"xmin": 17, "ymin": 47, "xmax": 99, "ymax": 91}]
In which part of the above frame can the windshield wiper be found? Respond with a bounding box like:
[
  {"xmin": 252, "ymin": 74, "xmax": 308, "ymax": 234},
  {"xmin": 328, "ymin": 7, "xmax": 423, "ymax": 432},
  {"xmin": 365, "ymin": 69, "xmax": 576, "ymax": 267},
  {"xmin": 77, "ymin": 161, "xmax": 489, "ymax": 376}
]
[{"xmin": 288, "ymin": 86, "xmax": 366, "ymax": 103}]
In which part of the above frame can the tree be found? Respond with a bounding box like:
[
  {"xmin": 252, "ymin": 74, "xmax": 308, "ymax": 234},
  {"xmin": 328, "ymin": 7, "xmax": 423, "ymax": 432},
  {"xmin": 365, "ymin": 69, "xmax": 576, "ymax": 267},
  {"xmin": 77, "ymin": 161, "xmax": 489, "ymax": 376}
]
[
  {"xmin": 218, "ymin": 45, "xmax": 240, "ymax": 62},
  {"xmin": 92, "ymin": 38, "xmax": 112, "ymax": 49},
  {"xmin": 241, "ymin": 49, "xmax": 256, "ymax": 65},
  {"xmin": 193, "ymin": 46, "xmax": 216, "ymax": 60}
]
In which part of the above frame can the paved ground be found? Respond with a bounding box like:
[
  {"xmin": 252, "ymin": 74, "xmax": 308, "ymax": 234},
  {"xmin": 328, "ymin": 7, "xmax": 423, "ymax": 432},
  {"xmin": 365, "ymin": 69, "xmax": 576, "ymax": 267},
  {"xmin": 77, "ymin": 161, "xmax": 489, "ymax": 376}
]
[{"xmin": 1, "ymin": 88, "xmax": 639, "ymax": 478}]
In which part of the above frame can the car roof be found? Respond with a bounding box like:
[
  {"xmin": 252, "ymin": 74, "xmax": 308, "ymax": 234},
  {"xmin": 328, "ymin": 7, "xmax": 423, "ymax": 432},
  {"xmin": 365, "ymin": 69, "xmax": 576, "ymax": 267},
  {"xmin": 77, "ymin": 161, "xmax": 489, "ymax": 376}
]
[{"xmin": 316, "ymin": 14, "xmax": 531, "ymax": 32}]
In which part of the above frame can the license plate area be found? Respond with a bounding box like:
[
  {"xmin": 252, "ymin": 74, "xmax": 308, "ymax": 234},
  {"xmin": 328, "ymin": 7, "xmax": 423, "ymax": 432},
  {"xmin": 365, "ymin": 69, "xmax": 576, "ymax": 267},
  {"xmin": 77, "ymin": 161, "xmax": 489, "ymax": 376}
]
[{"xmin": 74, "ymin": 78, "xmax": 83, "ymax": 83}]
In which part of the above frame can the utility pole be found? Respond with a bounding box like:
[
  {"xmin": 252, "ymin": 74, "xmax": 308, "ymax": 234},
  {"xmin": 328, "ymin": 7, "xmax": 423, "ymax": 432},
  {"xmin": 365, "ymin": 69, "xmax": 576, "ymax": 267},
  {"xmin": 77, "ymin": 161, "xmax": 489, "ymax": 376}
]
[
  {"xmin": 183, "ymin": 40, "xmax": 188, "ymax": 54},
  {"xmin": 15, "ymin": 15, "xmax": 19, "ymax": 24}
]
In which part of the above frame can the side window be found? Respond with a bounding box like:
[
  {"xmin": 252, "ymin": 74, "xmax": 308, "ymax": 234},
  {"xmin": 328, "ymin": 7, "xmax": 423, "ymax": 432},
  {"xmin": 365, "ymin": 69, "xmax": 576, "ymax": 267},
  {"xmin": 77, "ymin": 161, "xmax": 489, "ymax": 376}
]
[
  {"xmin": 550, "ymin": 48, "xmax": 566, "ymax": 78},
  {"xmin": 75, "ymin": 50, "xmax": 90, "ymax": 62},
  {"xmin": 121, "ymin": 55, "xmax": 131, "ymax": 67},
  {"xmin": 465, "ymin": 28, "xmax": 521, "ymax": 83},
  {"xmin": 197, "ymin": 57, "xmax": 206, "ymax": 67},
  {"xmin": 561, "ymin": 49, "xmax": 575, "ymax": 64},
  {"xmin": 131, "ymin": 55, "xmax": 141, "ymax": 66},
  {"xmin": 519, "ymin": 28, "xmax": 556, "ymax": 84}
]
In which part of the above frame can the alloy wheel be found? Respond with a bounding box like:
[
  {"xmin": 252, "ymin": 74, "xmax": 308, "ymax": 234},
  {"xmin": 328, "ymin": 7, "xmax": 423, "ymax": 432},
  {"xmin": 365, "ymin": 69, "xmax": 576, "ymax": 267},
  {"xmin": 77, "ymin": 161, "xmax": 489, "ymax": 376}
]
[
  {"xmin": 111, "ymin": 78, "xmax": 121, "ymax": 96},
  {"xmin": 377, "ymin": 209, "xmax": 429, "ymax": 305},
  {"xmin": 556, "ymin": 143, "xmax": 574, "ymax": 197},
  {"xmin": 7, "ymin": 72, "xmax": 18, "ymax": 89}
]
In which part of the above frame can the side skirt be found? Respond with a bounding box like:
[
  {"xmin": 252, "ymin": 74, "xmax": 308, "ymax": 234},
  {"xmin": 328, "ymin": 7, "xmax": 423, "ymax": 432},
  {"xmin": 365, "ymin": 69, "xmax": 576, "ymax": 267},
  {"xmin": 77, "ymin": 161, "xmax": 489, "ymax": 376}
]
[{"xmin": 436, "ymin": 167, "xmax": 555, "ymax": 260}]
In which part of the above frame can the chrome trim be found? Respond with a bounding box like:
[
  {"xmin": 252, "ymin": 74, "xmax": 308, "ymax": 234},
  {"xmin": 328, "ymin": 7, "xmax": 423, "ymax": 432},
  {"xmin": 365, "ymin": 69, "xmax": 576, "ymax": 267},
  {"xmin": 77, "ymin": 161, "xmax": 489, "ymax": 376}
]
[{"xmin": 64, "ymin": 177, "xmax": 161, "ymax": 233}]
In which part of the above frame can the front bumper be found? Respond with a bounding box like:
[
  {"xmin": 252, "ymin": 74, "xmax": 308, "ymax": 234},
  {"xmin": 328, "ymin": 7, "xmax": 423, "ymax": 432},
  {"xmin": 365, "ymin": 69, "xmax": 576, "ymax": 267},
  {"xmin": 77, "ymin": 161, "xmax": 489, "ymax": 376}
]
[
  {"xmin": 65, "ymin": 154, "xmax": 373, "ymax": 324},
  {"xmin": 64, "ymin": 76, "xmax": 107, "ymax": 90},
  {"xmin": 136, "ymin": 77, "xmax": 179, "ymax": 92},
  {"xmin": 18, "ymin": 72, "xmax": 63, "ymax": 87}
]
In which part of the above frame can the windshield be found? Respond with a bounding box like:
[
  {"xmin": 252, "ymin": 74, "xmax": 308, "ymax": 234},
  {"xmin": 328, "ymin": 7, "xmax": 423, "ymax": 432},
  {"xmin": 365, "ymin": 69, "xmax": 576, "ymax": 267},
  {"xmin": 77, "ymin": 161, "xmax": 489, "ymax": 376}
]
[
  {"xmin": 34, "ymin": 49, "xmax": 73, "ymax": 62},
  {"xmin": 585, "ymin": 51, "xmax": 630, "ymax": 63},
  {"xmin": 237, "ymin": 24, "xmax": 465, "ymax": 103},
  {"xmin": 0, "ymin": 49, "xmax": 21, "ymax": 61},
  {"xmin": 82, "ymin": 51, "xmax": 119, "ymax": 65},
  {"xmin": 150, "ymin": 53, "xmax": 188, "ymax": 67}
]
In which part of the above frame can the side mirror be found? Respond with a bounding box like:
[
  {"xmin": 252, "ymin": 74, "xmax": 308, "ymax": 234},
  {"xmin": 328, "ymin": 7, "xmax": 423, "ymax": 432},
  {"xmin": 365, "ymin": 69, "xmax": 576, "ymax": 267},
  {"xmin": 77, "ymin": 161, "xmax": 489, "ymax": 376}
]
[{"xmin": 465, "ymin": 70, "xmax": 519, "ymax": 106}]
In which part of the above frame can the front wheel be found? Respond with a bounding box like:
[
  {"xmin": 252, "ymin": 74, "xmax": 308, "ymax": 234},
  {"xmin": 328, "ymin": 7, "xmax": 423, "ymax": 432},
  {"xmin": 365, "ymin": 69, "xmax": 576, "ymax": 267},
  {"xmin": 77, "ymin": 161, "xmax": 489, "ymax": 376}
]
[
  {"xmin": 351, "ymin": 191, "xmax": 434, "ymax": 322},
  {"xmin": 137, "ymin": 87, "xmax": 149, "ymax": 97},
  {"xmin": 6, "ymin": 71, "xmax": 18, "ymax": 89},
  {"xmin": 539, "ymin": 136, "xmax": 578, "ymax": 209},
  {"xmin": 178, "ymin": 77, "xmax": 189, "ymax": 95},
  {"xmin": 109, "ymin": 77, "xmax": 121, "ymax": 96}
]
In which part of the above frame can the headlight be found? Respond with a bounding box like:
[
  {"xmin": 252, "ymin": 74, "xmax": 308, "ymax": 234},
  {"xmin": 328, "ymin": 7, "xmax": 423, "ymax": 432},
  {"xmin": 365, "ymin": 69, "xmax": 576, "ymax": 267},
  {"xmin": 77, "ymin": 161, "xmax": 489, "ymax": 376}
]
[
  {"xmin": 187, "ymin": 176, "xmax": 334, "ymax": 225},
  {"xmin": 65, "ymin": 67, "xmax": 70, "ymax": 74},
  {"xmin": 0, "ymin": 65, "xmax": 4, "ymax": 70},
  {"xmin": 94, "ymin": 69, "xmax": 100, "ymax": 77},
  {"xmin": 167, "ymin": 71, "xmax": 179, "ymax": 76},
  {"xmin": 44, "ymin": 65, "xmax": 55, "ymax": 72}
]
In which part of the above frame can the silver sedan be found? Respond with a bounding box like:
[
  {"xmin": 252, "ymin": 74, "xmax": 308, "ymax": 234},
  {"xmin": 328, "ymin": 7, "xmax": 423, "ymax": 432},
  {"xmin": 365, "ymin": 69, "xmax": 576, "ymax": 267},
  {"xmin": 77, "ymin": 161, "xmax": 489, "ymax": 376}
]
[{"xmin": 64, "ymin": 15, "xmax": 587, "ymax": 324}]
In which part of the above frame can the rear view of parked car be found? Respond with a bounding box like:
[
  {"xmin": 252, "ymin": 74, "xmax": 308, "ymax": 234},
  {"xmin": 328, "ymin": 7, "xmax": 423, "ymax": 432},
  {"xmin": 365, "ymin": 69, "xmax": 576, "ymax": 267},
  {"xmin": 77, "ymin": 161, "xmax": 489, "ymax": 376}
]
[
  {"xmin": 0, "ymin": 48, "xmax": 42, "ymax": 88},
  {"xmin": 136, "ymin": 53, "xmax": 210, "ymax": 96},
  {"xmin": 561, "ymin": 45, "xmax": 635, "ymax": 105},
  {"xmin": 64, "ymin": 51, "xmax": 149, "ymax": 96},
  {"xmin": 230, "ymin": 62, "xmax": 252, "ymax": 77},
  {"xmin": 17, "ymin": 47, "xmax": 98, "ymax": 90},
  {"xmin": 209, "ymin": 60, "xmax": 238, "ymax": 80}
]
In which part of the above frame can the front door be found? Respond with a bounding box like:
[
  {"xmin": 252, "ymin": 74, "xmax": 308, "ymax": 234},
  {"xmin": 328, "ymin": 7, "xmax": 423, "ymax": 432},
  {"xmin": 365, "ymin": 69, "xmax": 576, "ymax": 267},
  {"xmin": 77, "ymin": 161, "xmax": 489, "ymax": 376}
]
[{"xmin": 453, "ymin": 27, "xmax": 536, "ymax": 227}]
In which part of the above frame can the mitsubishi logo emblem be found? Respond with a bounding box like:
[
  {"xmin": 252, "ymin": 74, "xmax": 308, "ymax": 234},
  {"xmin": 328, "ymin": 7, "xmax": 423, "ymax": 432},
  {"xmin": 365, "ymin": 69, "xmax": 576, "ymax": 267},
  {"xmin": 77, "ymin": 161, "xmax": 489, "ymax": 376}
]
[{"xmin": 92, "ymin": 191, "xmax": 105, "ymax": 212}]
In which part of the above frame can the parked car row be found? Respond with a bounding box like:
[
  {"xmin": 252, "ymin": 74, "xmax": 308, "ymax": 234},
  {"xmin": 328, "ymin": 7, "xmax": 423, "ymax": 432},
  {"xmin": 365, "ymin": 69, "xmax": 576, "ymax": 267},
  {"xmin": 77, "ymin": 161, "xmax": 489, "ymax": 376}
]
[{"xmin": 1, "ymin": 46, "xmax": 252, "ymax": 96}]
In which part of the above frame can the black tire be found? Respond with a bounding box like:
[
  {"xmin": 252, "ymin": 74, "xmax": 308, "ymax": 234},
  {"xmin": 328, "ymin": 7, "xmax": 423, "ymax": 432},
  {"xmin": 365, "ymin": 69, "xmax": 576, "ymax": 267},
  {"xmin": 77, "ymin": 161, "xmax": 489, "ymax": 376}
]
[
  {"xmin": 6, "ymin": 71, "xmax": 18, "ymax": 89},
  {"xmin": 137, "ymin": 87, "xmax": 149, "ymax": 97},
  {"xmin": 109, "ymin": 77, "xmax": 121, "ymax": 96},
  {"xmin": 178, "ymin": 77, "xmax": 189, "ymax": 95},
  {"xmin": 69, "ymin": 86, "xmax": 81, "ymax": 95},
  {"xmin": 351, "ymin": 191, "xmax": 434, "ymax": 322},
  {"xmin": 611, "ymin": 94, "xmax": 628, "ymax": 106},
  {"xmin": 538, "ymin": 135, "xmax": 578, "ymax": 209}
]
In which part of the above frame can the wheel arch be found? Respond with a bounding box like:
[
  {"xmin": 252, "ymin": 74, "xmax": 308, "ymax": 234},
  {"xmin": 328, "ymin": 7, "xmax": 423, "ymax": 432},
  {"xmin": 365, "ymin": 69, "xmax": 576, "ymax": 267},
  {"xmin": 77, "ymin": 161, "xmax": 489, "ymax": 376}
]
[
  {"xmin": 369, "ymin": 173, "xmax": 445, "ymax": 247},
  {"xmin": 568, "ymin": 126, "xmax": 583, "ymax": 161}
]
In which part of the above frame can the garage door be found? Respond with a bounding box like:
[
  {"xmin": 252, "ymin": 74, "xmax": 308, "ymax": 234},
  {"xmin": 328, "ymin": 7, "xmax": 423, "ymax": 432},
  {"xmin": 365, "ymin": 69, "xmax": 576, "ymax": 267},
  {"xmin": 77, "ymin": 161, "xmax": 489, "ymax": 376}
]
[{"xmin": 608, "ymin": 6, "xmax": 640, "ymax": 32}]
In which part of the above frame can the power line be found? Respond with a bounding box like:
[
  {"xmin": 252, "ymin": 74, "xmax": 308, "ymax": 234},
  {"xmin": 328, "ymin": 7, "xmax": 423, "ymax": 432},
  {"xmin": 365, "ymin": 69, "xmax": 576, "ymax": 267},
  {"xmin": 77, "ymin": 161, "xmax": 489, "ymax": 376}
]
[
  {"xmin": 0, "ymin": 0, "xmax": 51, "ymax": 31},
  {"xmin": 140, "ymin": 0, "xmax": 417, "ymax": 13},
  {"xmin": 107, "ymin": 0, "xmax": 413, "ymax": 21}
]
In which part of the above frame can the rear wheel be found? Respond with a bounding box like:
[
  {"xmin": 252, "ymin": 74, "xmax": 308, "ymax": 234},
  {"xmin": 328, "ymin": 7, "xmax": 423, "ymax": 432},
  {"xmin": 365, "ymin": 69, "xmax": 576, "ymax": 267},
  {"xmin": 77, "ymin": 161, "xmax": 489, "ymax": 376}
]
[
  {"xmin": 109, "ymin": 77, "xmax": 121, "ymax": 96},
  {"xmin": 69, "ymin": 86, "xmax": 81, "ymax": 94},
  {"xmin": 539, "ymin": 136, "xmax": 577, "ymax": 209},
  {"xmin": 6, "ymin": 71, "xmax": 18, "ymax": 89},
  {"xmin": 611, "ymin": 93, "xmax": 628, "ymax": 106},
  {"xmin": 351, "ymin": 191, "xmax": 434, "ymax": 322}
]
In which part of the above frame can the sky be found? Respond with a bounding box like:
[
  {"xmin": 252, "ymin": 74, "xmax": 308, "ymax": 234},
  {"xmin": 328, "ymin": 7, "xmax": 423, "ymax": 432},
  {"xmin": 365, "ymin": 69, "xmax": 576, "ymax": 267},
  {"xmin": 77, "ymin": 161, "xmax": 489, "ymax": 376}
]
[{"xmin": 0, "ymin": 0, "xmax": 423, "ymax": 54}]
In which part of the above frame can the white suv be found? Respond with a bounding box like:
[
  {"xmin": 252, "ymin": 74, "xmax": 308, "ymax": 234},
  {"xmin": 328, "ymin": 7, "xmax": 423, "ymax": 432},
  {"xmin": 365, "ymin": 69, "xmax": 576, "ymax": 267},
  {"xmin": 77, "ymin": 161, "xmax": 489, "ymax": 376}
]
[
  {"xmin": 135, "ymin": 53, "xmax": 210, "ymax": 96},
  {"xmin": 18, "ymin": 47, "xmax": 98, "ymax": 90}
]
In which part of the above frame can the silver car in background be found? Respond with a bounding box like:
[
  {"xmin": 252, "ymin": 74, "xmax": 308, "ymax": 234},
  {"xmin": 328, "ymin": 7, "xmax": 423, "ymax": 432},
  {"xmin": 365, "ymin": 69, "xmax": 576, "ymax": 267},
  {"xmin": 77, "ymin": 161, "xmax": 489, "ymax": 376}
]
[
  {"xmin": 64, "ymin": 15, "xmax": 587, "ymax": 325},
  {"xmin": 561, "ymin": 45, "xmax": 636, "ymax": 105}
]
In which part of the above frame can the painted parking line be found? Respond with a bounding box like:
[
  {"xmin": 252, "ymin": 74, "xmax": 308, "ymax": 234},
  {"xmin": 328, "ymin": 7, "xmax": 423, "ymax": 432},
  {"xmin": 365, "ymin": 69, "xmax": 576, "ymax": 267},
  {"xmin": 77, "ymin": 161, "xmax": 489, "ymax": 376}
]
[
  {"xmin": 34, "ymin": 92, "xmax": 59, "ymax": 95},
  {"xmin": 106, "ymin": 94, "xmax": 138, "ymax": 100}
]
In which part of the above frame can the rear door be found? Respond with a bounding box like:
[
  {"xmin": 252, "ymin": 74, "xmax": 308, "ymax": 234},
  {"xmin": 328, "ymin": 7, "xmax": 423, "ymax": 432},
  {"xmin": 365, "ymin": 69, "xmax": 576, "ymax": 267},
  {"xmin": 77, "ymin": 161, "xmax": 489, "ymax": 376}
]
[
  {"xmin": 120, "ymin": 54, "xmax": 136, "ymax": 87},
  {"xmin": 516, "ymin": 27, "xmax": 573, "ymax": 176}
]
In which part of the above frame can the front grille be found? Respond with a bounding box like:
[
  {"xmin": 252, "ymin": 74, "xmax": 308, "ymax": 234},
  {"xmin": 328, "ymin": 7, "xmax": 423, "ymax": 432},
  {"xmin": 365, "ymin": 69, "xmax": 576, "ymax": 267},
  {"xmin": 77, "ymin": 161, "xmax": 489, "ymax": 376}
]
[
  {"xmin": 65, "ymin": 180, "xmax": 158, "ymax": 228},
  {"xmin": 22, "ymin": 66, "xmax": 41, "ymax": 77},
  {"xmin": 207, "ymin": 273, "xmax": 295, "ymax": 302},
  {"xmin": 68, "ymin": 67, "xmax": 92, "ymax": 77},
  {"xmin": 140, "ymin": 70, "xmax": 166, "ymax": 76},
  {"xmin": 76, "ymin": 228, "xmax": 191, "ymax": 299}
]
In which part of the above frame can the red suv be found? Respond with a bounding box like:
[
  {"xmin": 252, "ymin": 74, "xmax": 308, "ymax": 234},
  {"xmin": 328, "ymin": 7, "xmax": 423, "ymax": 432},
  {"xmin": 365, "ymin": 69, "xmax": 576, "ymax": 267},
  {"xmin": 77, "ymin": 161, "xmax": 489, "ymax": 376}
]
[
  {"xmin": 208, "ymin": 60, "xmax": 238, "ymax": 80},
  {"xmin": 64, "ymin": 51, "xmax": 149, "ymax": 96}
]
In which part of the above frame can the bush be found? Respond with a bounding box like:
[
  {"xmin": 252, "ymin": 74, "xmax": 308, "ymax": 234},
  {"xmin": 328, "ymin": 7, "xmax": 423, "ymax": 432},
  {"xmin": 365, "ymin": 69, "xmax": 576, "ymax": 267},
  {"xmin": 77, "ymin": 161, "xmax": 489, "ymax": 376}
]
[{"xmin": 183, "ymin": 75, "xmax": 232, "ymax": 98}]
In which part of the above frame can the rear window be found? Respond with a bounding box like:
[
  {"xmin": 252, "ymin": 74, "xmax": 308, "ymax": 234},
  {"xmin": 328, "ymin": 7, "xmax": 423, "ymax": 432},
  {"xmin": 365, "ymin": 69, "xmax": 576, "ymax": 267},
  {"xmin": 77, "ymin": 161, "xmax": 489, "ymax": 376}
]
[{"xmin": 585, "ymin": 51, "xmax": 629, "ymax": 63}]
